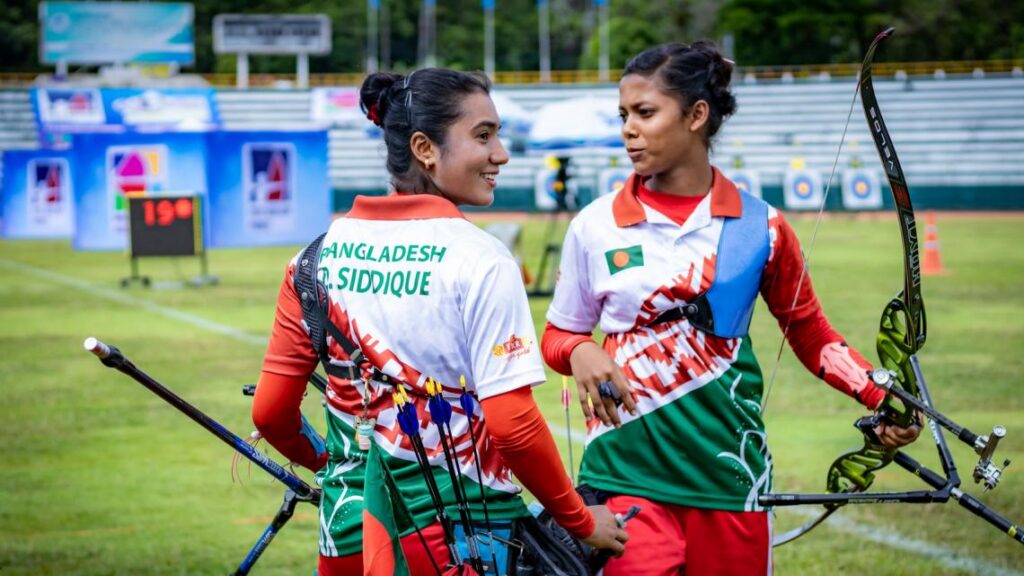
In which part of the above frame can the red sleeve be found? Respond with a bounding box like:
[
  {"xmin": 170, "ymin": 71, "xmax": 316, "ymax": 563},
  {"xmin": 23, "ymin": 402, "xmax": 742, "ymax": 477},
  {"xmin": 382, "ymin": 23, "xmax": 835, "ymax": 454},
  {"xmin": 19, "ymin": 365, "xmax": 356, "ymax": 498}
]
[
  {"xmin": 760, "ymin": 213, "xmax": 884, "ymax": 410},
  {"xmin": 252, "ymin": 371, "xmax": 327, "ymax": 472},
  {"xmin": 252, "ymin": 263, "xmax": 327, "ymax": 472},
  {"xmin": 541, "ymin": 321, "xmax": 595, "ymax": 376},
  {"xmin": 481, "ymin": 387, "xmax": 594, "ymax": 539},
  {"xmin": 262, "ymin": 262, "xmax": 320, "ymax": 378}
]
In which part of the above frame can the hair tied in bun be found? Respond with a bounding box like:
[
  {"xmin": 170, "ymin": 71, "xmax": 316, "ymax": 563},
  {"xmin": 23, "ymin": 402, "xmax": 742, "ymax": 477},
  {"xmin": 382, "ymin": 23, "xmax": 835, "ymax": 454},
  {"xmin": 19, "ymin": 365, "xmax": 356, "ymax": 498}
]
[{"xmin": 367, "ymin": 103, "xmax": 382, "ymax": 126}]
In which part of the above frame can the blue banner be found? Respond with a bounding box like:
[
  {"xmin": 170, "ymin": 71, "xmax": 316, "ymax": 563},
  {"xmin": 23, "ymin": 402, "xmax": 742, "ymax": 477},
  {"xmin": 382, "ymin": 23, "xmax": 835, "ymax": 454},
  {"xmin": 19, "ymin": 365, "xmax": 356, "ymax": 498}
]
[
  {"xmin": 39, "ymin": 2, "xmax": 194, "ymax": 65},
  {"xmin": 1, "ymin": 149, "xmax": 76, "ymax": 239},
  {"xmin": 205, "ymin": 130, "xmax": 330, "ymax": 248},
  {"xmin": 32, "ymin": 88, "xmax": 220, "ymax": 148},
  {"xmin": 71, "ymin": 132, "xmax": 209, "ymax": 251}
]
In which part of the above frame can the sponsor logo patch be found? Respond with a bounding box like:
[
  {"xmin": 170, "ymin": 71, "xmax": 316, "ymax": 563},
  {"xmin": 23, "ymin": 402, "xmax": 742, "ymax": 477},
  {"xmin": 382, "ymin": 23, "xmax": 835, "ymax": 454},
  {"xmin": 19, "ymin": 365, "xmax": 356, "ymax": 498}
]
[{"xmin": 492, "ymin": 334, "xmax": 534, "ymax": 360}]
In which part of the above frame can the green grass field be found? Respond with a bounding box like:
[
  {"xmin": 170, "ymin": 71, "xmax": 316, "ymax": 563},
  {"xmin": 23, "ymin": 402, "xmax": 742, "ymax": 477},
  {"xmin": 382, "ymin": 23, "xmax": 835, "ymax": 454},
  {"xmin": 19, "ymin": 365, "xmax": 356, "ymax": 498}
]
[{"xmin": 1, "ymin": 213, "xmax": 1022, "ymax": 575}]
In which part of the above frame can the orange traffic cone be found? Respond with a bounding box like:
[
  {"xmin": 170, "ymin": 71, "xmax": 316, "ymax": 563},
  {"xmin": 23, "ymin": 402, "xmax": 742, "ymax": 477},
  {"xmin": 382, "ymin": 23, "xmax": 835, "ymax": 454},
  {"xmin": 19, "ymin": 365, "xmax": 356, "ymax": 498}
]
[{"xmin": 922, "ymin": 211, "xmax": 947, "ymax": 276}]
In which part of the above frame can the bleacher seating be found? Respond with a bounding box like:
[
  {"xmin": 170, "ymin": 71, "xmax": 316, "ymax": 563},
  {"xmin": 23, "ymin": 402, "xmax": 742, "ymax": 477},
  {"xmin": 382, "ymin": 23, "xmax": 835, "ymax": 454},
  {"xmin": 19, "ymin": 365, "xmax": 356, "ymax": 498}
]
[
  {"xmin": 714, "ymin": 77, "xmax": 1024, "ymax": 187},
  {"xmin": 4, "ymin": 75, "xmax": 1023, "ymax": 207},
  {"xmin": 216, "ymin": 75, "xmax": 1024, "ymax": 199},
  {"xmin": 0, "ymin": 90, "xmax": 40, "ymax": 151},
  {"xmin": 215, "ymin": 90, "xmax": 311, "ymax": 128}
]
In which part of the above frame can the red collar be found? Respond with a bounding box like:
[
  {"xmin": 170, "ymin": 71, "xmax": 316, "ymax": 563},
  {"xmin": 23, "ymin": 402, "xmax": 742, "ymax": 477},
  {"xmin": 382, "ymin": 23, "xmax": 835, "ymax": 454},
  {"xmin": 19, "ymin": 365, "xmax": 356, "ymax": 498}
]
[
  {"xmin": 611, "ymin": 166, "xmax": 742, "ymax": 227},
  {"xmin": 345, "ymin": 193, "xmax": 466, "ymax": 221}
]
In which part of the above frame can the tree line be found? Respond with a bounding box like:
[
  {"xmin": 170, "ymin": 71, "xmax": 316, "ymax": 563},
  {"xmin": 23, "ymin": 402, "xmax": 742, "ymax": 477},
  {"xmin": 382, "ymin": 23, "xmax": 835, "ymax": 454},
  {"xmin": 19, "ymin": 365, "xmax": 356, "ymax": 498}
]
[{"xmin": 1, "ymin": 0, "xmax": 1021, "ymax": 74}]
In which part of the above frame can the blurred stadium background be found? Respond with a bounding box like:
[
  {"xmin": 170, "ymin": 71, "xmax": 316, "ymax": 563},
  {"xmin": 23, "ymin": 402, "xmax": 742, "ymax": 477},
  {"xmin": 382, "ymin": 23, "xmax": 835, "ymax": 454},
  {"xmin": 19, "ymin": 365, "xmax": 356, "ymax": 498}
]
[
  {"xmin": 1, "ymin": 1, "xmax": 1023, "ymax": 575},
  {"xmin": 2, "ymin": 0, "xmax": 1023, "ymax": 230}
]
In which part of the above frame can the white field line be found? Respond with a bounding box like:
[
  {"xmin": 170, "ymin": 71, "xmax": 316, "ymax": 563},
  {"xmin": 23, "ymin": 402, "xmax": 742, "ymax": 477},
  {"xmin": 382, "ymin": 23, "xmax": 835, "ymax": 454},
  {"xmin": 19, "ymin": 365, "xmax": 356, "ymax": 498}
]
[
  {"xmin": 8, "ymin": 258, "xmax": 1019, "ymax": 574},
  {"xmin": 0, "ymin": 258, "xmax": 267, "ymax": 346},
  {"xmin": 785, "ymin": 507, "xmax": 1024, "ymax": 576}
]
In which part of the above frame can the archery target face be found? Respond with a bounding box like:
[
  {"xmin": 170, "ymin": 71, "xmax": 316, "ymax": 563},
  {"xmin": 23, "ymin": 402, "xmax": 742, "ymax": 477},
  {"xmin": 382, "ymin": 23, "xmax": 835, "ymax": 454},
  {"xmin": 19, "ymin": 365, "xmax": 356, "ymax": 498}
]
[
  {"xmin": 722, "ymin": 169, "xmax": 762, "ymax": 199},
  {"xmin": 597, "ymin": 168, "xmax": 632, "ymax": 198},
  {"xmin": 783, "ymin": 168, "xmax": 823, "ymax": 210},
  {"xmin": 841, "ymin": 169, "xmax": 883, "ymax": 210},
  {"xmin": 793, "ymin": 175, "xmax": 814, "ymax": 199}
]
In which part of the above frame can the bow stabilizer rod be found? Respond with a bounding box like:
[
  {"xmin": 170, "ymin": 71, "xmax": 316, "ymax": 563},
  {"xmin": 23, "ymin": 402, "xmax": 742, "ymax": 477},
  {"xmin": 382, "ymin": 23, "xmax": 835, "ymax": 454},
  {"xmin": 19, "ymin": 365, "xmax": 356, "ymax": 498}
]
[{"xmin": 83, "ymin": 337, "xmax": 319, "ymax": 503}]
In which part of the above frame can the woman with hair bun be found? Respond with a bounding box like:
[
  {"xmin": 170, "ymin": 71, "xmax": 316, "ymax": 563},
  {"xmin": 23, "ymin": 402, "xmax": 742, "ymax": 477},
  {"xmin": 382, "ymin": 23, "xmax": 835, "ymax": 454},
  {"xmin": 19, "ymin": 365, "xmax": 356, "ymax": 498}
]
[
  {"xmin": 542, "ymin": 42, "xmax": 922, "ymax": 574},
  {"xmin": 252, "ymin": 68, "xmax": 626, "ymax": 575}
]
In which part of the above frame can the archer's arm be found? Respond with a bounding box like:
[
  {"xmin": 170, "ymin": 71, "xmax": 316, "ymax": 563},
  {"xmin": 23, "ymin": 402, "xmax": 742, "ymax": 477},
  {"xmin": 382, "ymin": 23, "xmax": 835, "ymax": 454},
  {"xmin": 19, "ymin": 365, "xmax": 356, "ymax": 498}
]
[
  {"xmin": 759, "ymin": 211, "xmax": 885, "ymax": 410},
  {"xmin": 253, "ymin": 262, "xmax": 328, "ymax": 472},
  {"xmin": 481, "ymin": 387, "xmax": 594, "ymax": 537}
]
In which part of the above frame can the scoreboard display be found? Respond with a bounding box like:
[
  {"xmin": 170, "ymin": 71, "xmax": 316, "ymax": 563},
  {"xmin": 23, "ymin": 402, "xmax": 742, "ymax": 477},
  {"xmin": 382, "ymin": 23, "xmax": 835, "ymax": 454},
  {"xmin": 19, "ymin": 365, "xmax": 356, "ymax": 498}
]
[{"xmin": 128, "ymin": 195, "xmax": 202, "ymax": 257}]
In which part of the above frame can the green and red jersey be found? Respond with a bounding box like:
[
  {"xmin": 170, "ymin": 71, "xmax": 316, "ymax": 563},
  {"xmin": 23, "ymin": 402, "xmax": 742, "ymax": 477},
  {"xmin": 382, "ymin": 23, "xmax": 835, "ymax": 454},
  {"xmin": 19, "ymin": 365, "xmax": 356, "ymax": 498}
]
[{"xmin": 544, "ymin": 168, "xmax": 881, "ymax": 511}]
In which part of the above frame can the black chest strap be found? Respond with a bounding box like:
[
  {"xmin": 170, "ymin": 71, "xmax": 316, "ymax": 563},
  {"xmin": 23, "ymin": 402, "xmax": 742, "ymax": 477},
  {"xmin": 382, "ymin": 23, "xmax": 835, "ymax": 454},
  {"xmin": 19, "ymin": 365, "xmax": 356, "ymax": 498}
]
[
  {"xmin": 293, "ymin": 234, "xmax": 470, "ymax": 400},
  {"xmin": 293, "ymin": 233, "xmax": 392, "ymax": 385}
]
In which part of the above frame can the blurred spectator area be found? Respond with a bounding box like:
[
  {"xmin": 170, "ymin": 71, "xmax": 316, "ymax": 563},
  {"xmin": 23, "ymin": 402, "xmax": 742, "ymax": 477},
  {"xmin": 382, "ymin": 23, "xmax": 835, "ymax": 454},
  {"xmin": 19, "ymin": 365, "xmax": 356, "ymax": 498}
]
[{"xmin": 2, "ymin": 70, "xmax": 1023, "ymax": 210}]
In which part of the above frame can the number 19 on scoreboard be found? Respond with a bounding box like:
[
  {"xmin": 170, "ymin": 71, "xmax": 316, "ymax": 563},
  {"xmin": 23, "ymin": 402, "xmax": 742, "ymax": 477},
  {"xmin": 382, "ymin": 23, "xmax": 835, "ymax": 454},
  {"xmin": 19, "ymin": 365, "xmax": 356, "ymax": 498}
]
[{"xmin": 122, "ymin": 194, "xmax": 217, "ymax": 288}]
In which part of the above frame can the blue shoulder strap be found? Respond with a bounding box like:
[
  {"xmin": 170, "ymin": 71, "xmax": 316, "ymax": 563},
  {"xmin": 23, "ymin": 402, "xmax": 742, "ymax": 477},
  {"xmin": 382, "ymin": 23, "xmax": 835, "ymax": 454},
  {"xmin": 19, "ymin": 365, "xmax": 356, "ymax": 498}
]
[{"xmin": 686, "ymin": 192, "xmax": 770, "ymax": 338}]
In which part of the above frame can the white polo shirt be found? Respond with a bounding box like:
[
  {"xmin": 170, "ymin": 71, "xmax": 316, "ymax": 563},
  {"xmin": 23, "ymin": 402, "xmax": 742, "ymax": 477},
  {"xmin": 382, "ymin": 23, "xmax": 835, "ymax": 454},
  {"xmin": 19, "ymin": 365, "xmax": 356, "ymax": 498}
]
[
  {"xmin": 549, "ymin": 167, "xmax": 759, "ymax": 336},
  {"xmin": 264, "ymin": 193, "xmax": 546, "ymax": 493},
  {"xmin": 267, "ymin": 193, "xmax": 547, "ymax": 403}
]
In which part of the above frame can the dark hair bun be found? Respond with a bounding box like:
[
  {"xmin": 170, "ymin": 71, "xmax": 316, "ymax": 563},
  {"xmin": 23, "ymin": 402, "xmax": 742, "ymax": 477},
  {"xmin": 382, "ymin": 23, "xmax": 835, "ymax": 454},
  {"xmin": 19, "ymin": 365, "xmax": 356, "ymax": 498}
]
[
  {"xmin": 360, "ymin": 72, "xmax": 403, "ymax": 126},
  {"xmin": 692, "ymin": 41, "xmax": 737, "ymax": 118}
]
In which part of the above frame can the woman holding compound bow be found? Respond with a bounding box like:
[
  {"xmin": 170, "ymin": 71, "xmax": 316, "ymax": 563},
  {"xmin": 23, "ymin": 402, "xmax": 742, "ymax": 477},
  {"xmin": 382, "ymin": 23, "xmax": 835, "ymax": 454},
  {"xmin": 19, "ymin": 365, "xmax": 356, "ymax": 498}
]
[
  {"xmin": 542, "ymin": 42, "xmax": 921, "ymax": 575},
  {"xmin": 253, "ymin": 68, "xmax": 627, "ymax": 575}
]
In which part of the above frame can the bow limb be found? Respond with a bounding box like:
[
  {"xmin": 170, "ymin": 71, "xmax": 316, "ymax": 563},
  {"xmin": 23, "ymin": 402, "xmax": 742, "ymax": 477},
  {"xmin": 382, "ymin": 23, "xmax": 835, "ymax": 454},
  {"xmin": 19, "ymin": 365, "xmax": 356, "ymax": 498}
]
[
  {"xmin": 860, "ymin": 28, "xmax": 928, "ymax": 431},
  {"xmin": 766, "ymin": 27, "xmax": 924, "ymax": 547},
  {"xmin": 860, "ymin": 28, "xmax": 926, "ymax": 353}
]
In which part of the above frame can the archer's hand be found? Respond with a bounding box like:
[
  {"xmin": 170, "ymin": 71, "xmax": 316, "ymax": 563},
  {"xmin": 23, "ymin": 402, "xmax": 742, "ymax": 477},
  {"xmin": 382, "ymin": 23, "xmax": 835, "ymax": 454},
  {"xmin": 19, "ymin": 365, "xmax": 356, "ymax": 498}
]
[
  {"xmin": 873, "ymin": 413, "xmax": 924, "ymax": 448},
  {"xmin": 568, "ymin": 342, "xmax": 637, "ymax": 428},
  {"xmin": 580, "ymin": 505, "xmax": 628, "ymax": 556}
]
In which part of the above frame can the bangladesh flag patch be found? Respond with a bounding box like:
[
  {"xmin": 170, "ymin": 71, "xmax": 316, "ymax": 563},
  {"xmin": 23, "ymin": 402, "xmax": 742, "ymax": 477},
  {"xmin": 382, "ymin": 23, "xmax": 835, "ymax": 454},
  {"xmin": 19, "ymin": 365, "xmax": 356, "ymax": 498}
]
[{"xmin": 605, "ymin": 245, "xmax": 644, "ymax": 275}]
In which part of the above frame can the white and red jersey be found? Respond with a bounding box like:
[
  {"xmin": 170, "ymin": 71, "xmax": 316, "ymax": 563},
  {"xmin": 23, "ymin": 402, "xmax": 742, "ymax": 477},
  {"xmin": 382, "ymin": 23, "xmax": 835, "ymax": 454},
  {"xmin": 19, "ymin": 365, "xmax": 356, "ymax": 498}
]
[
  {"xmin": 546, "ymin": 167, "xmax": 880, "ymax": 512},
  {"xmin": 263, "ymin": 193, "xmax": 545, "ymax": 555}
]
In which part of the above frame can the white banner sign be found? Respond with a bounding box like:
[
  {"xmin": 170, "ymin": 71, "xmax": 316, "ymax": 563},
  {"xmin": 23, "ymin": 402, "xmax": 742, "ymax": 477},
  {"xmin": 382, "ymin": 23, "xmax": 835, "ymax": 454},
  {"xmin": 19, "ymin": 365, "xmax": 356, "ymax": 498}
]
[
  {"xmin": 310, "ymin": 88, "xmax": 369, "ymax": 128},
  {"xmin": 213, "ymin": 14, "xmax": 331, "ymax": 55}
]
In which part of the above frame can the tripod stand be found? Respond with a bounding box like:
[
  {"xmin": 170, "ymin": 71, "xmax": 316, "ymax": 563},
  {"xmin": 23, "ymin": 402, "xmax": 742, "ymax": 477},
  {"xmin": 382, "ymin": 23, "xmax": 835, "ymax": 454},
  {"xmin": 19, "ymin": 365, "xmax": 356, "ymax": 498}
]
[
  {"xmin": 528, "ymin": 206, "xmax": 570, "ymax": 297},
  {"xmin": 529, "ymin": 156, "xmax": 575, "ymax": 297}
]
